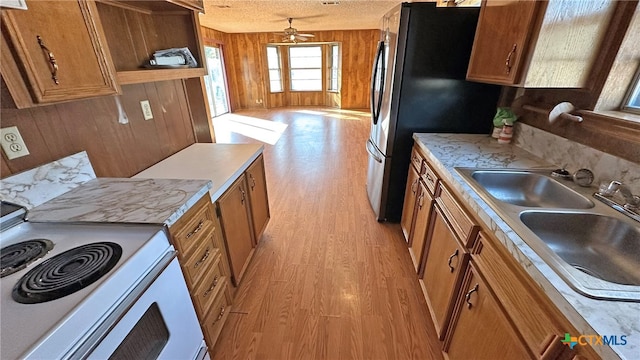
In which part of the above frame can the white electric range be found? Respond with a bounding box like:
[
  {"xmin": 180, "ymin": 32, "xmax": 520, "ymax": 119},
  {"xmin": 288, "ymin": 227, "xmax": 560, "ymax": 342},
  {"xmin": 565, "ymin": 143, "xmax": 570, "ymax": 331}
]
[{"xmin": 0, "ymin": 202, "xmax": 207, "ymax": 359}]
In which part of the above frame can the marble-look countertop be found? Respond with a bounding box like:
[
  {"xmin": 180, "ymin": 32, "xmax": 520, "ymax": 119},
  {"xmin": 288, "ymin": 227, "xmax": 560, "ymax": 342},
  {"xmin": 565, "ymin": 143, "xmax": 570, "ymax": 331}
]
[
  {"xmin": 413, "ymin": 133, "xmax": 639, "ymax": 360},
  {"xmin": 133, "ymin": 143, "xmax": 264, "ymax": 202},
  {"xmin": 27, "ymin": 178, "xmax": 211, "ymax": 227}
]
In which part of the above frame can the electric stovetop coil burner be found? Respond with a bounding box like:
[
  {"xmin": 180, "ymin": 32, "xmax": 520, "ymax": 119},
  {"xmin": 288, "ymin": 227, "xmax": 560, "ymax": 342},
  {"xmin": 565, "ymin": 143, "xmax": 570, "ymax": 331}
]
[
  {"xmin": 12, "ymin": 242, "xmax": 122, "ymax": 304},
  {"xmin": 1, "ymin": 239, "xmax": 54, "ymax": 278}
]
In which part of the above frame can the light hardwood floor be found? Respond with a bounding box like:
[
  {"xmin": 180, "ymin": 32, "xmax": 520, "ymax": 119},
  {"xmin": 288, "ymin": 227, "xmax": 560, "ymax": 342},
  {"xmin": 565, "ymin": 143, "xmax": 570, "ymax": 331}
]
[{"xmin": 211, "ymin": 107, "xmax": 443, "ymax": 360}]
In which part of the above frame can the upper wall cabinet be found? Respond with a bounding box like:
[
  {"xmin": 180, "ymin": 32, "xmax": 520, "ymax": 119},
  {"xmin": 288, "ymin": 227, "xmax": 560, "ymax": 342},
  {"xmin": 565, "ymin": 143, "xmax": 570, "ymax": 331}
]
[
  {"xmin": 466, "ymin": 0, "xmax": 617, "ymax": 88},
  {"xmin": 1, "ymin": 0, "xmax": 119, "ymax": 108},
  {"xmin": 1, "ymin": 0, "xmax": 205, "ymax": 109},
  {"xmin": 95, "ymin": 0, "xmax": 206, "ymax": 85}
]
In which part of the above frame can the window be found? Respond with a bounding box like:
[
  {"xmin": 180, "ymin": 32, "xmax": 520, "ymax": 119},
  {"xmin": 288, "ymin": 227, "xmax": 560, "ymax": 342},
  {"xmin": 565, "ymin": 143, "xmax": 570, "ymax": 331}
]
[
  {"xmin": 328, "ymin": 44, "xmax": 340, "ymax": 92},
  {"xmin": 289, "ymin": 46, "xmax": 322, "ymax": 91},
  {"xmin": 266, "ymin": 46, "xmax": 283, "ymax": 93},
  {"xmin": 622, "ymin": 66, "xmax": 640, "ymax": 115}
]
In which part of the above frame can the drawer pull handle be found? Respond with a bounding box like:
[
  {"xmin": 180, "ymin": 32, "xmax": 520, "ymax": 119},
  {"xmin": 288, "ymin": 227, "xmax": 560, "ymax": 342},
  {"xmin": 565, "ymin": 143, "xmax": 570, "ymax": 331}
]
[
  {"xmin": 505, "ymin": 43, "xmax": 517, "ymax": 75},
  {"xmin": 186, "ymin": 220, "xmax": 204, "ymax": 239},
  {"xmin": 465, "ymin": 283, "xmax": 479, "ymax": 309},
  {"xmin": 411, "ymin": 179, "xmax": 418, "ymax": 194},
  {"xmin": 204, "ymin": 275, "xmax": 220, "ymax": 297},
  {"xmin": 418, "ymin": 193, "xmax": 425, "ymax": 210},
  {"xmin": 194, "ymin": 248, "xmax": 210, "ymax": 269},
  {"xmin": 425, "ymin": 173, "xmax": 433, "ymax": 183},
  {"xmin": 240, "ymin": 186, "xmax": 246, "ymax": 204},
  {"xmin": 213, "ymin": 305, "xmax": 226, "ymax": 325},
  {"xmin": 249, "ymin": 174, "xmax": 256, "ymax": 190},
  {"xmin": 447, "ymin": 249, "xmax": 459, "ymax": 273},
  {"xmin": 37, "ymin": 36, "xmax": 59, "ymax": 85}
]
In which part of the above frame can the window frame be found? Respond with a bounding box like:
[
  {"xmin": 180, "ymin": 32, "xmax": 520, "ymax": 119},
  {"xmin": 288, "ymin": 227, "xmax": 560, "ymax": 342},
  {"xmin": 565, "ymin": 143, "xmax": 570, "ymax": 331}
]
[
  {"xmin": 288, "ymin": 45, "xmax": 323, "ymax": 92},
  {"xmin": 621, "ymin": 65, "xmax": 640, "ymax": 115},
  {"xmin": 328, "ymin": 44, "xmax": 340, "ymax": 93},
  {"xmin": 266, "ymin": 45, "xmax": 283, "ymax": 93}
]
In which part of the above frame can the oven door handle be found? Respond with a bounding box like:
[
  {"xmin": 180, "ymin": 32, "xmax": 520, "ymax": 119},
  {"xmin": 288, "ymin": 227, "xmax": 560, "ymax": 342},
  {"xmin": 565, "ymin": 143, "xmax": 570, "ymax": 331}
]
[{"xmin": 65, "ymin": 250, "xmax": 178, "ymax": 360}]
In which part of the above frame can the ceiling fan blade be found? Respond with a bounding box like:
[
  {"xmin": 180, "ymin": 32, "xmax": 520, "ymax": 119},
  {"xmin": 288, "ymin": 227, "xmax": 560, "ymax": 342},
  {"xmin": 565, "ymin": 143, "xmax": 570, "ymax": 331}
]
[
  {"xmin": 295, "ymin": 36, "xmax": 310, "ymax": 42},
  {"xmin": 296, "ymin": 34, "xmax": 315, "ymax": 37}
]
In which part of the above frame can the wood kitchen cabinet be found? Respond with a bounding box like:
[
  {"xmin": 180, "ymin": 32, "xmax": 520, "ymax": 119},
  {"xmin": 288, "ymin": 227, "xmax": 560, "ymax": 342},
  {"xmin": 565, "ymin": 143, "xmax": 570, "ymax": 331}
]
[
  {"xmin": 0, "ymin": 0, "xmax": 119, "ymax": 108},
  {"xmin": 245, "ymin": 154, "xmax": 270, "ymax": 245},
  {"xmin": 217, "ymin": 173, "xmax": 255, "ymax": 286},
  {"xmin": 420, "ymin": 205, "xmax": 469, "ymax": 340},
  {"xmin": 168, "ymin": 194, "xmax": 231, "ymax": 356},
  {"xmin": 467, "ymin": 0, "xmax": 617, "ymax": 87},
  {"xmin": 401, "ymin": 145, "xmax": 436, "ymax": 271},
  {"xmin": 406, "ymin": 140, "xmax": 601, "ymax": 359},
  {"xmin": 443, "ymin": 261, "xmax": 532, "ymax": 360}
]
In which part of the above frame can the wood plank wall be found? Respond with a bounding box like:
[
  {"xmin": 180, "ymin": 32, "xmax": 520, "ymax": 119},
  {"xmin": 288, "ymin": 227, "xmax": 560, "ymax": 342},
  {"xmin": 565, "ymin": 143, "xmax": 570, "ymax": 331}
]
[
  {"xmin": 200, "ymin": 27, "xmax": 378, "ymax": 111},
  {"xmin": 0, "ymin": 79, "xmax": 195, "ymax": 178}
]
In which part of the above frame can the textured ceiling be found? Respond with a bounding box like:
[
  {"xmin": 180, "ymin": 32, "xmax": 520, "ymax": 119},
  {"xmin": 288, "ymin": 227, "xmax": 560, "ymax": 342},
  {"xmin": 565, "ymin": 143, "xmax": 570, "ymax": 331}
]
[{"xmin": 199, "ymin": 0, "xmax": 406, "ymax": 33}]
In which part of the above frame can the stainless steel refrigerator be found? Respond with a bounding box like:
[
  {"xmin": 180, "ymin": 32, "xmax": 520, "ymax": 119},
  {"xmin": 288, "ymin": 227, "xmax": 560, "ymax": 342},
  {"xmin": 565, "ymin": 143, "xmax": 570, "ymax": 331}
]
[{"xmin": 366, "ymin": 2, "xmax": 501, "ymax": 222}]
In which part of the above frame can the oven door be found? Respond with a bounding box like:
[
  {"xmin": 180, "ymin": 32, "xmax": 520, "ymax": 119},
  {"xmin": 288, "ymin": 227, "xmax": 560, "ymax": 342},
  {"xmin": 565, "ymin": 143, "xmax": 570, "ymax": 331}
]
[{"xmin": 74, "ymin": 255, "xmax": 205, "ymax": 359}]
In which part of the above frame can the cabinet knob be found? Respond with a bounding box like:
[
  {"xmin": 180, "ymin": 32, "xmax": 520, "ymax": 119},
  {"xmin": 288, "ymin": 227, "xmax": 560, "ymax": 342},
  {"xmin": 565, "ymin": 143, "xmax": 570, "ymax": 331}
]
[
  {"xmin": 465, "ymin": 283, "xmax": 479, "ymax": 309},
  {"xmin": 505, "ymin": 44, "xmax": 517, "ymax": 75},
  {"xmin": 250, "ymin": 174, "xmax": 256, "ymax": 190},
  {"xmin": 447, "ymin": 249, "xmax": 459, "ymax": 273},
  {"xmin": 36, "ymin": 35, "xmax": 59, "ymax": 85}
]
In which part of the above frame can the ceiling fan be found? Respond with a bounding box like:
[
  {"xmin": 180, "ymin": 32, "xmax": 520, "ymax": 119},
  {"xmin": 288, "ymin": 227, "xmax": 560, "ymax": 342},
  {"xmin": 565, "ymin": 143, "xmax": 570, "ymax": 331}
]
[{"xmin": 274, "ymin": 18, "xmax": 315, "ymax": 43}]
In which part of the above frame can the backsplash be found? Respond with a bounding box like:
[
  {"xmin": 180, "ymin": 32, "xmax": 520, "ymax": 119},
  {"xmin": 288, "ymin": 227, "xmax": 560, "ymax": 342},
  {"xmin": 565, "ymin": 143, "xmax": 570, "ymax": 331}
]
[
  {"xmin": 0, "ymin": 151, "xmax": 95, "ymax": 209},
  {"xmin": 514, "ymin": 122, "xmax": 640, "ymax": 194}
]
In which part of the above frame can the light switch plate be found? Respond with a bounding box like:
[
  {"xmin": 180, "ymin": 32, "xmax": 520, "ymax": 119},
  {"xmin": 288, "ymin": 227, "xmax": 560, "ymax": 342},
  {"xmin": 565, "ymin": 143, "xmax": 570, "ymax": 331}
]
[
  {"xmin": 1, "ymin": 126, "xmax": 30, "ymax": 160},
  {"xmin": 140, "ymin": 100, "xmax": 153, "ymax": 120}
]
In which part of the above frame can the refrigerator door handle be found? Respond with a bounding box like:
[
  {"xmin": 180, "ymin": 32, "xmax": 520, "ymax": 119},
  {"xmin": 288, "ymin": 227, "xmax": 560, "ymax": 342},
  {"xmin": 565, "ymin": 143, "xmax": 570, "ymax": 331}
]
[
  {"xmin": 366, "ymin": 139, "xmax": 383, "ymax": 163},
  {"xmin": 370, "ymin": 41, "xmax": 386, "ymax": 125}
]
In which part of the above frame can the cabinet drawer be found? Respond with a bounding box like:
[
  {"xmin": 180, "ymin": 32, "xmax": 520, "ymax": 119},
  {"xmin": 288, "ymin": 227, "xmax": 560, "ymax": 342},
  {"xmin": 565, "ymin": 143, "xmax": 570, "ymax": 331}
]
[
  {"xmin": 171, "ymin": 197, "xmax": 216, "ymax": 257},
  {"xmin": 192, "ymin": 253, "xmax": 226, "ymax": 316},
  {"xmin": 410, "ymin": 147, "xmax": 425, "ymax": 174},
  {"xmin": 436, "ymin": 184, "xmax": 479, "ymax": 248},
  {"xmin": 181, "ymin": 237, "xmax": 219, "ymax": 288},
  {"xmin": 421, "ymin": 162, "xmax": 439, "ymax": 196},
  {"xmin": 202, "ymin": 285, "xmax": 231, "ymax": 347}
]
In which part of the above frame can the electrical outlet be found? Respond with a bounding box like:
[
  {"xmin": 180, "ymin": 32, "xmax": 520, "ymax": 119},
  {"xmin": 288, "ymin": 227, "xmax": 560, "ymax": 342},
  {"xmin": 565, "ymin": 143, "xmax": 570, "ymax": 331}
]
[
  {"xmin": 1, "ymin": 126, "xmax": 30, "ymax": 160},
  {"xmin": 140, "ymin": 100, "xmax": 153, "ymax": 120}
]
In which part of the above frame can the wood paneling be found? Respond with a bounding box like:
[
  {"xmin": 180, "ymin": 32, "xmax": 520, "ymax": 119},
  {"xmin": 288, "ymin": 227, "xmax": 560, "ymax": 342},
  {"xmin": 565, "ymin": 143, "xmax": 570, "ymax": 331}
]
[
  {"xmin": 0, "ymin": 79, "xmax": 195, "ymax": 178},
  {"xmin": 200, "ymin": 27, "xmax": 378, "ymax": 110}
]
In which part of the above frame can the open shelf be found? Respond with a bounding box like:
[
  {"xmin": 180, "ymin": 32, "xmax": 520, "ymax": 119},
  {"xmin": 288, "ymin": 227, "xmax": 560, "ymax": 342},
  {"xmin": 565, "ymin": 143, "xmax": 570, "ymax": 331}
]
[{"xmin": 95, "ymin": 0, "xmax": 205, "ymax": 85}]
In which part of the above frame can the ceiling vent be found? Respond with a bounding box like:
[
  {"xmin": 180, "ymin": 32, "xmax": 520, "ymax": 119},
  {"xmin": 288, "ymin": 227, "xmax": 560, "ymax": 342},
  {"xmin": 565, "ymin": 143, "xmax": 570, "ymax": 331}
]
[{"xmin": 321, "ymin": 1, "xmax": 340, "ymax": 5}]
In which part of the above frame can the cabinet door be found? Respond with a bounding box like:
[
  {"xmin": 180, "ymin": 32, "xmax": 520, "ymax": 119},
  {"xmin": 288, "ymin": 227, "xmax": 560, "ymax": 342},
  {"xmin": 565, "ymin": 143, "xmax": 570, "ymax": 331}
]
[
  {"xmin": 421, "ymin": 205, "xmax": 467, "ymax": 339},
  {"xmin": 400, "ymin": 165, "xmax": 421, "ymax": 242},
  {"xmin": 408, "ymin": 181, "xmax": 433, "ymax": 272},
  {"xmin": 245, "ymin": 154, "xmax": 270, "ymax": 244},
  {"xmin": 217, "ymin": 174, "xmax": 254, "ymax": 286},
  {"xmin": 466, "ymin": 0, "xmax": 540, "ymax": 85},
  {"xmin": 444, "ymin": 262, "xmax": 531, "ymax": 360},
  {"xmin": 1, "ymin": 0, "xmax": 118, "ymax": 106}
]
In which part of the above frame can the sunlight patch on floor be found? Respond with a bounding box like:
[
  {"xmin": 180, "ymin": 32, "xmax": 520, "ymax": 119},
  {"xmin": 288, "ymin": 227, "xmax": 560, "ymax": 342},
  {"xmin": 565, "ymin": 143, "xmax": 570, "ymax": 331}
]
[
  {"xmin": 294, "ymin": 108, "xmax": 369, "ymax": 121},
  {"xmin": 213, "ymin": 114, "xmax": 288, "ymax": 145}
]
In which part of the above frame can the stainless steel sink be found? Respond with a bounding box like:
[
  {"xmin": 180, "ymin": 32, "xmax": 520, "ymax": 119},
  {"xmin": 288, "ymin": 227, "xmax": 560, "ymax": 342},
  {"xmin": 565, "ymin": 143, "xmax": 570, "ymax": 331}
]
[
  {"xmin": 469, "ymin": 170, "xmax": 594, "ymax": 208},
  {"xmin": 520, "ymin": 211, "xmax": 640, "ymax": 286},
  {"xmin": 455, "ymin": 167, "xmax": 640, "ymax": 301}
]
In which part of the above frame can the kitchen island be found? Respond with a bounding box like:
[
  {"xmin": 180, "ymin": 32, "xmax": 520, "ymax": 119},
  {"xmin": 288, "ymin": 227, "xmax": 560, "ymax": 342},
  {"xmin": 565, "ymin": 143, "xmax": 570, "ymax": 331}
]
[{"xmin": 412, "ymin": 132, "xmax": 639, "ymax": 360}]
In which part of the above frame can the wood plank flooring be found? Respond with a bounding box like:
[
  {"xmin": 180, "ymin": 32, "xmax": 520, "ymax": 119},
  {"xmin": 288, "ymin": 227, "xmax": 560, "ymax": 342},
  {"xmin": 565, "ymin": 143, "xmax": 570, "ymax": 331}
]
[{"xmin": 210, "ymin": 107, "xmax": 443, "ymax": 360}]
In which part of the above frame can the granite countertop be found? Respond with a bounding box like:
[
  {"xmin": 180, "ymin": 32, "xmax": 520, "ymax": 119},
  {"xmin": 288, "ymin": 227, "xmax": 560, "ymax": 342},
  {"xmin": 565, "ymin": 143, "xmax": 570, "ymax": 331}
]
[
  {"xmin": 27, "ymin": 178, "xmax": 211, "ymax": 227},
  {"xmin": 413, "ymin": 133, "xmax": 639, "ymax": 360},
  {"xmin": 133, "ymin": 143, "xmax": 264, "ymax": 202}
]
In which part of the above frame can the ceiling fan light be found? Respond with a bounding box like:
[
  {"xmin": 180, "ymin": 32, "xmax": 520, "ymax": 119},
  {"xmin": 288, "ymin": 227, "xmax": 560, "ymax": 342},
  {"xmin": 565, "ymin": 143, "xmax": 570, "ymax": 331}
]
[{"xmin": 289, "ymin": 34, "xmax": 296, "ymax": 41}]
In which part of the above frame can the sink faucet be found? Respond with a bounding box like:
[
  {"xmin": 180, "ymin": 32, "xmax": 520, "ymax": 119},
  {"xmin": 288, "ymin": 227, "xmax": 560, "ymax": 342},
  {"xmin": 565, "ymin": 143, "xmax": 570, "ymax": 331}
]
[
  {"xmin": 594, "ymin": 181, "xmax": 640, "ymax": 222},
  {"xmin": 599, "ymin": 181, "xmax": 640, "ymax": 210}
]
